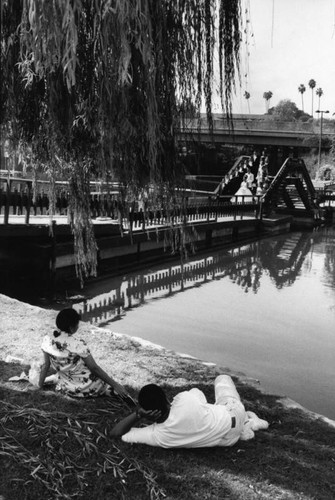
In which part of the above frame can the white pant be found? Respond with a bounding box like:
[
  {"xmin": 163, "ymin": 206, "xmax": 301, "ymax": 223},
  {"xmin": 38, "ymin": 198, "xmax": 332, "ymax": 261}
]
[
  {"xmin": 214, "ymin": 375, "xmax": 241, "ymax": 404},
  {"xmin": 214, "ymin": 375, "xmax": 246, "ymax": 438},
  {"xmin": 214, "ymin": 375, "xmax": 269, "ymax": 442}
]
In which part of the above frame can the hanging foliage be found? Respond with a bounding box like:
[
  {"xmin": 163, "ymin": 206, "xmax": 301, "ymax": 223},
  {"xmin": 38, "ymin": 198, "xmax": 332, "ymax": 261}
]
[{"xmin": 1, "ymin": 0, "xmax": 242, "ymax": 282}]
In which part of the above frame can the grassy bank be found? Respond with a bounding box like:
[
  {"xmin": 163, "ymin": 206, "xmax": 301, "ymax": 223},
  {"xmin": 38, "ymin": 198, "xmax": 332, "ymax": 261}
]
[{"xmin": 1, "ymin": 295, "xmax": 335, "ymax": 499}]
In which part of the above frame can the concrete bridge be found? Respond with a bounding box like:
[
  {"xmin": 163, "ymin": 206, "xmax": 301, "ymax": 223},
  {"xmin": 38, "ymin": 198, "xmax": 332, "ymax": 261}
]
[{"xmin": 178, "ymin": 114, "xmax": 335, "ymax": 148}]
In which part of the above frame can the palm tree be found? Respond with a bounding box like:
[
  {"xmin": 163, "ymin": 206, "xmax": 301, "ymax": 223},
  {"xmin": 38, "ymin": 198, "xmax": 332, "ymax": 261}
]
[
  {"xmin": 263, "ymin": 91, "xmax": 273, "ymax": 113},
  {"xmin": 244, "ymin": 91, "xmax": 251, "ymax": 114},
  {"xmin": 316, "ymin": 88, "xmax": 323, "ymax": 111},
  {"xmin": 308, "ymin": 79, "xmax": 316, "ymax": 116},
  {"xmin": 298, "ymin": 84, "xmax": 306, "ymax": 111}
]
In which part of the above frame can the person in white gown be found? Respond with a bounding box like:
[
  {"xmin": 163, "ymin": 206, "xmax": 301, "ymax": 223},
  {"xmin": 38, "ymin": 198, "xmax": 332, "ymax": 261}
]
[{"xmin": 231, "ymin": 175, "xmax": 253, "ymax": 203}]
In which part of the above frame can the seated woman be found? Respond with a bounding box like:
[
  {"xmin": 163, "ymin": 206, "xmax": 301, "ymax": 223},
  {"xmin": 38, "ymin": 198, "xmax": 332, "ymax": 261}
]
[{"xmin": 36, "ymin": 308, "xmax": 132, "ymax": 401}]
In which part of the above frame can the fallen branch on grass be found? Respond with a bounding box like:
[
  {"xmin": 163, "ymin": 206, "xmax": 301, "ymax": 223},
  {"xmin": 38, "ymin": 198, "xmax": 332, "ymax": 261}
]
[{"xmin": 0, "ymin": 400, "xmax": 165, "ymax": 499}]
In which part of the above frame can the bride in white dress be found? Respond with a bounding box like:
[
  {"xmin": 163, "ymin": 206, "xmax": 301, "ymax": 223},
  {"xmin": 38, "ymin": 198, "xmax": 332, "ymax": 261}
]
[{"xmin": 231, "ymin": 175, "xmax": 253, "ymax": 203}]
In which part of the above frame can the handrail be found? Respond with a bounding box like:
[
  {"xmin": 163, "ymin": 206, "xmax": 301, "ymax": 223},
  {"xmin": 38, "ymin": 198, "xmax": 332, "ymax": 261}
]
[
  {"xmin": 0, "ymin": 175, "xmax": 120, "ymax": 191},
  {"xmin": 122, "ymin": 195, "xmax": 262, "ymax": 232},
  {"xmin": 214, "ymin": 155, "xmax": 250, "ymax": 194},
  {"xmin": 180, "ymin": 116, "xmax": 335, "ymax": 135},
  {"xmin": 262, "ymin": 157, "xmax": 316, "ymax": 210},
  {"xmin": 0, "ymin": 190, "xmax": 262, "ymax": 227}
]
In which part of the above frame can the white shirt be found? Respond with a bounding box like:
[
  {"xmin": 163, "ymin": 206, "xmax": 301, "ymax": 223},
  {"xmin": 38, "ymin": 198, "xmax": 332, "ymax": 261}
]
[
  {"xmin": 246, "ymin": 172, "xmax": 254, "ymax": 186},
  {"xmin": 122, "ymin": 388, "xmax": 241, "ymax": 448}
]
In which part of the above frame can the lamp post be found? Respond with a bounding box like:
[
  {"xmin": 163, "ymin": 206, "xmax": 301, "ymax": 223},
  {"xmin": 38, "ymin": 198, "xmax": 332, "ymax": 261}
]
[{"xmin": 315, "ymin": 109, "xmax": 329, "ymax": 169}]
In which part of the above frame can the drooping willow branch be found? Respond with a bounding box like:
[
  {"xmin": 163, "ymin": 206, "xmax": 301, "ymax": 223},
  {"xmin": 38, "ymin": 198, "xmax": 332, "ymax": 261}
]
[{"xmin": 1, "ymin": 0, "xmax": 242, "ymax": 282}]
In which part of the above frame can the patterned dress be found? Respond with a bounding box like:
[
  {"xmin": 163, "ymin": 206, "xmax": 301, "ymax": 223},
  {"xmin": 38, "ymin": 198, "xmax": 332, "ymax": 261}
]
[{"xmin": 41, "ymin": 330, "xmax": 111, "ymax": 398}]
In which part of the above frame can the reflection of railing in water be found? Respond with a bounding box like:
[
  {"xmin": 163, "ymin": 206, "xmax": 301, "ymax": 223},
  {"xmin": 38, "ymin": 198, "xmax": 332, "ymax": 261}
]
[
  {"xmin": 78, "ymin": 293, "xmax": 126, "ymax": 324},
  {"xmin": 260, "ymin": 232, "xmax": 312, "ymax": 288},
  {"xmin": 75, "ymin": 232, "xmax": 316, "ymax": 324},
  {"xmin": 316, "ymin": 226, "xmax": 335, "ymax": 244},
  {"xmin": 76, "ymin": 241, "xmax": 260, "ymax": 324}
]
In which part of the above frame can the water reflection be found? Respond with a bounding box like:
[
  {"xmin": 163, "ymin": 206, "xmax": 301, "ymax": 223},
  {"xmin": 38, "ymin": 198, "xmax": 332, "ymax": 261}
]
[
  {"xmin": 68, "ymin": 226, "xmax": 335, "ymax": 418},
  {"xmin": 75, "ymin": 228, "xmax": 335, "ymax": 325},
  {"xmin": 259, "ymin": 232, "xmax": 312, "ymax": 289},
  {"xmin": 324, "ymin": 233, "xmax": 335, "ymax": 290},
  {"xmin": 229, "ymin": 259, "xmax": 262, "ymax": 294}
]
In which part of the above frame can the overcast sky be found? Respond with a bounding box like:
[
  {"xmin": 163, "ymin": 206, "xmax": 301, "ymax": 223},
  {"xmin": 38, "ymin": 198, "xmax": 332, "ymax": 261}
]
[{"xmin": 229, "ymin": 0, "xmax": 335, "ymax": 116}]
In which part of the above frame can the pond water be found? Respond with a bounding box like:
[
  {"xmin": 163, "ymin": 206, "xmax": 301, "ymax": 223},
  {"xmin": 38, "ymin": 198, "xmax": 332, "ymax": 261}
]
[{"xmin": 62, "ymin": 227, "xmax": 335, "ymax": 419}]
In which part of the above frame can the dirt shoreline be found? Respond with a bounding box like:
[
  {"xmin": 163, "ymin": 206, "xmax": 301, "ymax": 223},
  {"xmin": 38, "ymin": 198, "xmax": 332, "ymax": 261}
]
[{"xmin": 1, "ymin": 292, "xmax": 334, "ymax": 428}]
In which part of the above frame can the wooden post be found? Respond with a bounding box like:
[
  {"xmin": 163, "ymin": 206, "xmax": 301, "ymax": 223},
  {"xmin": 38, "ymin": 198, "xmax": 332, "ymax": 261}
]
[
  {"xmin": 141, "ymin": 211, "xmax": 146, "ymax": 231},
  {"xmin": 4, "ymin": 179, "xmax": 11, "ymax": 225},
  {"xmin": 49, "ymin": 220, "xmax": 57, "ymax": 294},
  {"xmin": 25, "ymin": 181, "xmax": 32, "ymax": 224},
  {"xmin": 259, "ymin": 198, "xmax": 263, "ymax": 220}
]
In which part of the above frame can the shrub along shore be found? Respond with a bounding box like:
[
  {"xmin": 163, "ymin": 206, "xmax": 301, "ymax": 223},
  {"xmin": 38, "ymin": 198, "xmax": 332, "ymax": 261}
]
[{"xmin": 0, "ymin": 293, "xmax": 335, "ymax": 500}]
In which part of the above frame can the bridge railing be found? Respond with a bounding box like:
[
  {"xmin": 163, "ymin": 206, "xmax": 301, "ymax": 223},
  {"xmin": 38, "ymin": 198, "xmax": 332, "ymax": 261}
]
[
  {"xmin": 181, "ymin": 117, "xmax": 334, "ymax": 135},
  {"xmin": 215, "ymin": 156, "xmax": 251, "ymax": 194},
  {"xmin": 124, "ymin": 195, "xmax": 262, "ymax": 232},
  {"xmin": 0, "ymin": 176, "xmax": 120, "ymax": 224},
  {"xmin": 0, "ymin": 175, "xmax": 263, "ymax": 228},
  {"xmin": 317, "ymin": 192, "xmax": 335, "ymax": 206}
]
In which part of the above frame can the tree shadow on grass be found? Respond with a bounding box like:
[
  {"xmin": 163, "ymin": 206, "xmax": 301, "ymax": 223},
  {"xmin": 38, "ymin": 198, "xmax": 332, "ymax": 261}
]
[
  {"xmin": 0, "ymin": 361, "xmax": 160, "ymax": 500},
  {"xmin": 1, "ymin": 360, "xmax": 335, "ymax": 500}
]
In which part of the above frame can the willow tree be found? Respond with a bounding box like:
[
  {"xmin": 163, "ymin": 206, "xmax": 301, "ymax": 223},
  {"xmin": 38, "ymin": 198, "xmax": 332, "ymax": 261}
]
[{"xmin": 1, "ymin": 0, "xmax": 242, "ymax": 282}]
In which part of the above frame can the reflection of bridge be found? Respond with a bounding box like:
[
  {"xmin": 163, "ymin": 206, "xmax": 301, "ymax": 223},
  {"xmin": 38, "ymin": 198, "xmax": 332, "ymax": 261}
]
[
  {"xmin": 179, "ymin": 114, "xmax": 335, "ymax": 147},
  {"xmin": 75, "ymin": 232, "xmax": 313, "ymax": 324},
  {"xmin": 260, "ymin": 232, "xmax": 312, "ymax": 288},
  {"xmin": 75, "ymin": 241, "xmax": 259, "ymax": 324}
]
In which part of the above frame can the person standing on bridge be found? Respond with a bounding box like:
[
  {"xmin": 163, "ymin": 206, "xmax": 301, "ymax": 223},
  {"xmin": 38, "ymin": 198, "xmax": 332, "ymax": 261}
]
[
  {"xmin": 231, "ymin": 174, "xmax": 253, "ymax": 203},
  {"xmin": 246, "ymin": 167, "xmax": 255, "ymax": 193},
  {"xmin": 256, "ymin": 156, "xmax": 269, "ymax": 186},
  {"xmin": 252, "ymin": 151, "xmax": 260, "ymax": 170}
]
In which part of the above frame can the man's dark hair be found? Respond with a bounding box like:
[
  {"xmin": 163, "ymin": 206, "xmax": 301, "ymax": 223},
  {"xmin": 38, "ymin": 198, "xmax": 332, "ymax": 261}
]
[
  {"xmin": 56, "ymin": 308, "xmax": 81, "ymax": 333},
  {"xmin": 138, "ymin": 384, "xmax": 168, "ymax": 413}
]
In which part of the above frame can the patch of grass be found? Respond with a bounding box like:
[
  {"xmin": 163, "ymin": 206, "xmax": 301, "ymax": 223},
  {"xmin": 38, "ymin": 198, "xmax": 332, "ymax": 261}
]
[
  {"xmin": 1, "ymin": 360, "xmax": 335, "ymax": 500},
  {"xmin": 0, "ymin": 386, "xmax": 162, "ymax": 500}
]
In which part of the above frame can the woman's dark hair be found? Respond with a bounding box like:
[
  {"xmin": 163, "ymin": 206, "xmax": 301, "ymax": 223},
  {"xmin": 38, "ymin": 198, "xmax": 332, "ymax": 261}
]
[
  {"xmin": 138, "ymin": 384, "xmax": 168, "ymax": 413},
  {"xmin": 56, "ymin": 308, "xmax": 81, "ymax": 333}
]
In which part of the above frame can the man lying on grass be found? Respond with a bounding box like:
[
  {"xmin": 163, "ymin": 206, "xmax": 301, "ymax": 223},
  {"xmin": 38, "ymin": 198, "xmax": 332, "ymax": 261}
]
[{"xmin": 111, "ymin": 375, "xmax": 269, "ymax": 448}]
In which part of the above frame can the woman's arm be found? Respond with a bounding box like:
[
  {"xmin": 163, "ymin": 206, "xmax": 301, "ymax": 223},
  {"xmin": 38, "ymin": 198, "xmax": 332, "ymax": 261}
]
[
  {"xmin": 111, "ymin": 408, "xmax": 161, "ymax": 437},
  {"xmin": 38, "ymin": 351, "xmax": 51, "ymax": 389},
  {"xmin": 84, "ymin": 354, "xmax": 129, "ymax": 397}
]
